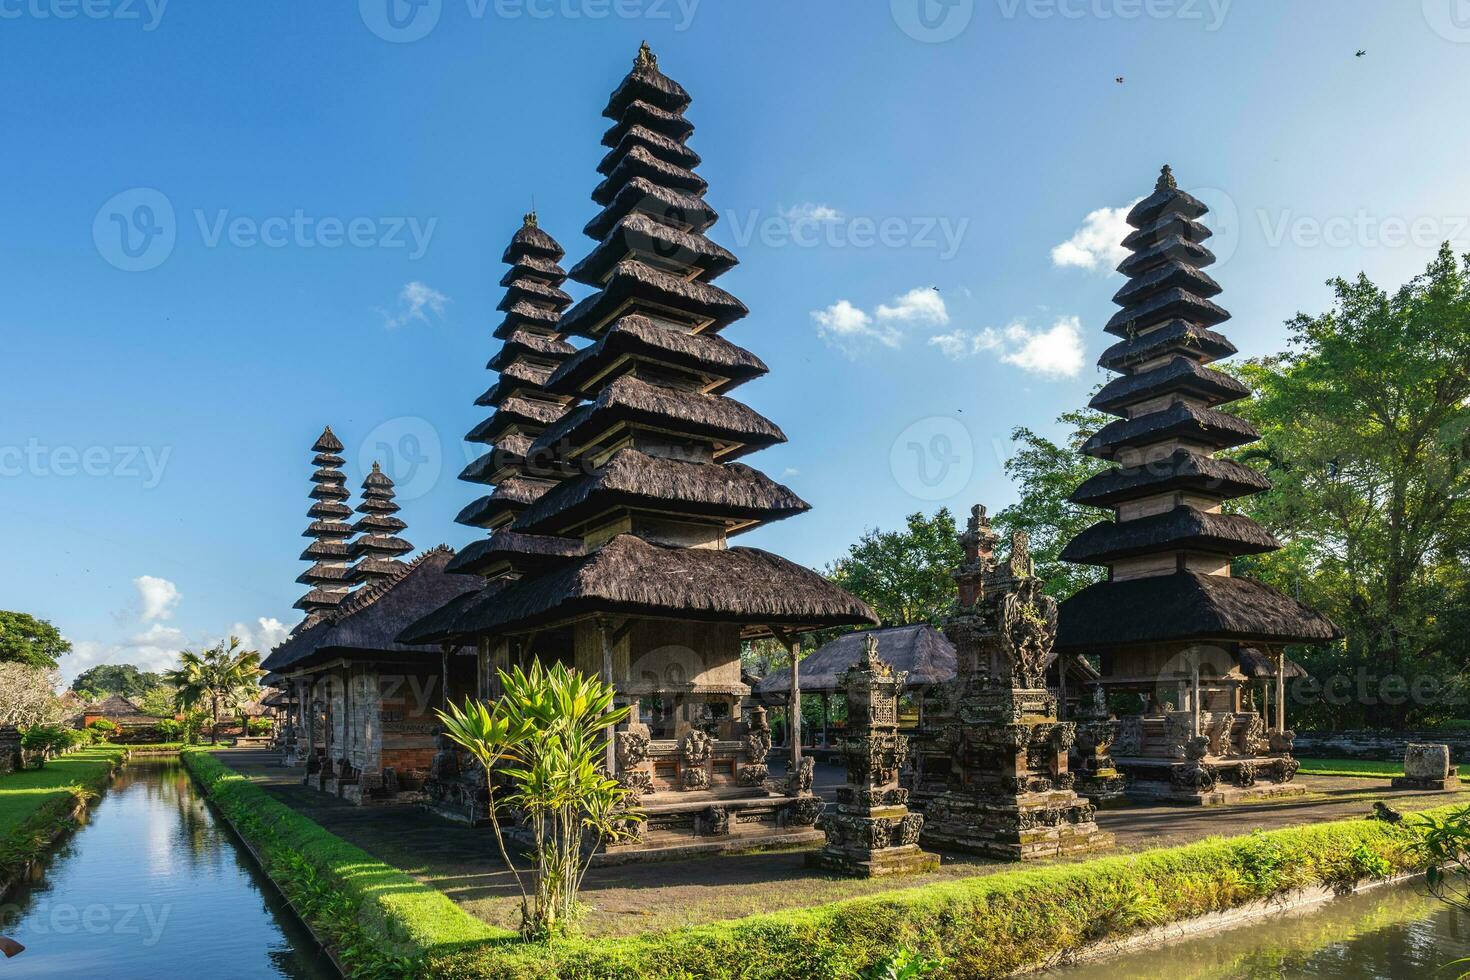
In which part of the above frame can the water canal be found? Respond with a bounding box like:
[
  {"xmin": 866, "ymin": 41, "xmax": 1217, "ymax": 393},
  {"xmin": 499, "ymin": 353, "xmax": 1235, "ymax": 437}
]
[{"xmin": 0, "ymin": 757, "xmax": 333, "ymax": 979}]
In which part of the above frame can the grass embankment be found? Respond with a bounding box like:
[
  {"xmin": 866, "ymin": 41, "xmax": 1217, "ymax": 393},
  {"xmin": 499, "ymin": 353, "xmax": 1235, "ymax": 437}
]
[
  {"xmin": 180, "ymin": 748, "xmax": 501, "ymax": 976},
  {"xmin": 1298, "ymin": 757, "xmax": 1470, "ymax": 781},
  {"xmin": 0, "ymin": 745, "xmax": 128, "ymax": 886}
]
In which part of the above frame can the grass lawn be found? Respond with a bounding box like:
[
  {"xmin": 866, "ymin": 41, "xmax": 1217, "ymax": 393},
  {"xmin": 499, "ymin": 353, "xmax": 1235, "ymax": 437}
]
[
  {"xmin": 0, "ymin": 745, "xmax": 128, "ymax": 840},
  {"xmin": 1297, "ymin": 757, "xmax": 1469, "ymax": 781}
]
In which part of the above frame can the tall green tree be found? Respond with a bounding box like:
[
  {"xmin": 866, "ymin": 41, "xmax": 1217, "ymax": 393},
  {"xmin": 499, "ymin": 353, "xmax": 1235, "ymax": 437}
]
[
  {"xmin": 825, "ymin": 508, "xmax": 963, "ymax": 626},
  {"xmin": 71, "ymin": 663, "xmax": 164, "ymax": 700},
  {"xmin": 994, "ymin": 405, "xmax": 1111, "ymax": 599},
  {"xmin": 164, "ymin": 637, "xmax": 263, "ymax": 744},
  {"xmin": 0, "ymin": 611, "xmax": 71, "ymax": 669}
]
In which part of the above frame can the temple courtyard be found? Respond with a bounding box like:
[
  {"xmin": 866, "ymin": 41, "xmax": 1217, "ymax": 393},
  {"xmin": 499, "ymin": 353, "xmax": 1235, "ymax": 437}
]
[{"xmin": 215, "ymin": 747, "xmax": 1470, "ymax": 938}]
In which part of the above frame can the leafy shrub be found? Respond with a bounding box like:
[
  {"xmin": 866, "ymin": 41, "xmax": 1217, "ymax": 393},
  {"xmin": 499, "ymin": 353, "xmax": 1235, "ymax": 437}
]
[
  {"xmin": 154, "ymin": 718, "xmax": 184, "ymax": 740},
  {"xmin": 246, "ymin": 717, "xmax": 273, "ymax": 736},
  {"xmin": 860, "ymin": 947, "xmax": 947, "ymax": 979},
  {"xmin": 19, "ymin": 725, "xmax": 72, "ymax": 764}
]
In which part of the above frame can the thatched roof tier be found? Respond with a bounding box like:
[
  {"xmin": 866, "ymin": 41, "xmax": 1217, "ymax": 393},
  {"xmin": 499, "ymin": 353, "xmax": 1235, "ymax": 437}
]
[
  {"xmin": 349, "ymin": 533, "xmax": 412, "ymax": 558},
  {"xmin": 1112, "ymin": 258, "xmax": 1222, "ymax": 308},
  {"xmin": 1122, "ymin": 212, "xmax": 1213, "ymax": 252},
  {"xmin": 1081, "ymin": 402, "xmax": 1259, "ymax": 460},
  {"xmin": 443, "ymin": 533, "xmax": 878, "ymax": 638},
  {"xmin": 312, "ymin": 427, "xmax": 344, "ymax": 454},
  {"xmin": 445, "ymin": 530, "xmax": 584, "ymax": 577},
  {"xmin": 307, "ymin": 500, "xmax": 353, "ymax": 520},
  {"xmin": 311, "ymin": 467, "xmax": 347, "ymax": 485},
  {"xmin": 1126, "ymin": 179, "xmax": 1209, "ymax": 227},
  {"xmin": 570, "ymin": 212, "xmax": 737, "ymax": 287},
  {"xmin": 1104, "ymin": 285, "xmax": 1230, "ymax": 338},
  {"xmin": 602, "ymin": 100, "xmax": 695, "ymax": 148},
  {"xmin": 352, "ymin": 513, "xmax": 407, "ymax": 535},
  {"xmin": 309, "ymin": 482, "xmax": 351, "ymax": 501},
  {"xmin": 267, "ymin": 548, "xmax": 483, "ymax": 671},
  {"xmin": 1238, "ymin": 647, "xmax": 1310, "ymax": 679},
  {"xmin": 1056, "ymin": 571, "xmax": 1342, "ymax": 650},
  {"xmin": 454, "ymin": 477, "xmax": 550, "ymax": 529},
  {"xmin": 500, "ymin": 215, "xmax": 564, "ymax": 263},
  {"xmin": 755, "ymin": 625, "xmax": 956, "ymax": 696},
  {"xmin": 544, "ymin": 315, "xmax": 766, "ymax": 398},
  {"xmin": 84, "ymin": 694, "xmax": 155, "ymax": 727},
  {"xmin": 355, "ymin": 495, "xmax": 402, "ymax": 515},
  {"xmin": 476, "ymin": 361, "xmax": 555, "ymax": 406},
  {"xmin": 500, "ymin": 253, "xmax": 567, "ymax": 285},
  {"xmin": 512, "ymin": 448, "xmax": 810, "ymax": 536},
  {"xmin": 558, "ymin": 259, "xmax": 747, "ymax": 338},
  {"xmin": 296, "ymin": 562, "xmax": 352, "ymax": 584},
  {"xmin": 531, "ymin": 375, "xmax": 785, "ymax": 463},
  {"xmin": 464, "ymin": 396, "xmax": 568, "ymax": 445},
  {"xmin": 312, "ymin": 452, "xmax": 346, "ymax": 467},
  {"xmin": 301, "ymin": 539, "xmax": 349, "ymax": 560},
  {"xmin": 599, "ymin": 124, "xmax": 700, "ymax": 176},
  {"xmin": 1060, "ymin": 507, "xmax": 1280, "ymax": 566},
  {"xmin": 293, "ymin": 587, "xmax": 349, "ymax": 613},
  {"xmin": 1089, "ymin": 356, "xmax": 1248, "ymax": 417},
  {"xmin": 492, "ymin": 304, "xmax": 562, "ymax": 339},
  {"xmin": 592, "ymin": 144, "xmax": 708, "ymax": 206},
  {"xmin": 1097, "ymin": 319, "xmax": 1238, "ymax": 374},
  {"xmin": 396, "ymin": 584, "xmax": 504, "ymax": 647},
  {"xmin": 585, "ymin": 177, "xmax": 717, "ymax": 240},
  {"xmin": 303, "ymin": 519, "xmax": 353, "ymax": 538},
  {"xmin": 499, "ymin": 277, "xmax": 573, "ymax": 312},
  {"xmin": 1069, "ymin": 450, "xmax": 1271, "ymax": 508},
  {"xmin": 475, "ymin": 380, "xmax": 573, "ymax": 411},
  {"xmin": 459, "ymin": 434, "xmax": 533, "ymax": 483},
  {"xmin": 486, "ymin": 330, "xmax": 576, "ymax": 368},
  {"xmin": 603, "ymin": 42, "xmax": 691, "ymax": 118},
  {"xmin": 1116, "ymin": 235, "xmax": 1216, "ymax": 279}
]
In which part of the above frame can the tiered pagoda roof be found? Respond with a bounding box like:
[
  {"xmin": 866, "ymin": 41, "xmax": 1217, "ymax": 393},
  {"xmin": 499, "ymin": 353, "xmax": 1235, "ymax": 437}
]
[
  {"xmin": 453, "ymin": 213, "xmax": 577, "ymax": 555},
  {"xmin": 294, "ymin": 426, "xmax": 355, "ymax": 619},
  {"xmin": 403, "ymin": 43, "xmax": 873, "ymax": 644},
  {"xmin": 1056, "ymin": 166, "xmax": 1339, "ymax": 650},
  {"xmin": 347, "ymin": 462, "xmax": 413, "ymax": 584}
]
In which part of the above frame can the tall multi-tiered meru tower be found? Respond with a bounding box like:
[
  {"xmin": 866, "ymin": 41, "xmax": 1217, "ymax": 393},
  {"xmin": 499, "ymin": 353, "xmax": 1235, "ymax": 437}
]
[
  {"xmin": 1054, "ymin": 166, "xmax": 1340, "ymax": 804},
  {"xmin": 295, "ymin": 426, "xmax": 355, "ymax": 623},
  {"xmin": 404, "ymin": 43, "xmax": 875, "ymax": 858}
]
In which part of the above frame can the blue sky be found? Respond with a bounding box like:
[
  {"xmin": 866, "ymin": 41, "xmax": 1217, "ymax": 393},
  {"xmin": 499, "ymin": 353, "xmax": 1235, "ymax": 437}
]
[{"xmin": 5, "ymin": 0, "xmax": 1468, "ymax": 683}]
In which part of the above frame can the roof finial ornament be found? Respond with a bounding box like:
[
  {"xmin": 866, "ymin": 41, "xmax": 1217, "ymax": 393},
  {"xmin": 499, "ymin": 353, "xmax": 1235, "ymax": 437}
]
[
  {"xmin": 1157, "ymin": 164, "xmax": 1177, "ymax": 191},
  {"xmin": 371, "ymin": 460, "xmax": 381, "ymax": 473},
  {"xmin": 523, "ymin": 210, "xmax": 538, "ymax": 228},
  {"xmin": 636, "ymin": 40, "xmax": 657, "ymax": 71}
]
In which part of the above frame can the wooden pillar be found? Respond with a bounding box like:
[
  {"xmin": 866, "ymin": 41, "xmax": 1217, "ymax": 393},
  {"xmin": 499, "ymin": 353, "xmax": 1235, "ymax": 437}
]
[
  {"xmin": 598, "ymin": 617, "xmax": 616, "ymax": 774},
  {"xmin": 820, "ymin": 692, "xmax": 830, "ymax": 747},
  {"xmin": 773, "ymin": 630, "xmax": 802, "ymax": 772},
  {"xmin": 1275, "ymin": 649, "xmax": 1286, "ymax": 732},
  {"xmin": 1191, "ymin": 663, "xmax": 1201, "ymax": 738}
]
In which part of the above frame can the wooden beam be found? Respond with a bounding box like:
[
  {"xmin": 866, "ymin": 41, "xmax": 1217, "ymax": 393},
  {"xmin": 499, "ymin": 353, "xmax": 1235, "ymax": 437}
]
[{"xmin": 771, "ymin": 627, "xmax": 803, "ymax": 771}]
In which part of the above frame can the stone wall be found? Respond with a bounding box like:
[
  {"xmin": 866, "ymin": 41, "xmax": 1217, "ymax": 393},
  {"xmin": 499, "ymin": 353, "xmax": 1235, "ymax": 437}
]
[{"xmin": 1294, "ymin": 729, "xmax": 1470, "ymax": 762}]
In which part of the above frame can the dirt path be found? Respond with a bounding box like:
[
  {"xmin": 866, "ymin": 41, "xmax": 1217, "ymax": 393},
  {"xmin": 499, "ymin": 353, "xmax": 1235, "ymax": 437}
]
[{"xmin": 216, "ymin": 748, "xmax": 1469, "ymax": 937}]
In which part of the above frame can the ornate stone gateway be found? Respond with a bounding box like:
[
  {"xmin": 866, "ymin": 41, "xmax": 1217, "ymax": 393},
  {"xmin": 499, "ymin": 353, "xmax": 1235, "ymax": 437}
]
[
  {"xmin": 919, "ymin": 507, "xmax": 1111, "ymax": 860},
  {"xmin": 808, "ymin": 636, "xmax": 938, "ymax": 877}
]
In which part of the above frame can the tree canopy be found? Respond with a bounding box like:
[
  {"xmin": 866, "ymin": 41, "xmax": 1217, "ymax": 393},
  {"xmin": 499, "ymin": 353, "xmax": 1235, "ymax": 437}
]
[
  {"xmin": 71, "ymin": 663, "xmax": 165, "ymax": 700},
  {"xmin": 825, "ymin": 508, "xmax": 963, "ymax": 626},
  {"xmin": 0, "ymin": 611, "xmax": 71, "ymax": 669},
  {"xmin": 164, "ymin": 637, "xmax": 263, "ymax": 743}
]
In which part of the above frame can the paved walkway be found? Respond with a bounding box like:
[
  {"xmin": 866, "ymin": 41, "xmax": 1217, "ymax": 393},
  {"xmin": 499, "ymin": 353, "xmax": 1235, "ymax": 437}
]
[{"xmin": 214, "ymin": 748, "xmax": 1469, "ymax": 937}]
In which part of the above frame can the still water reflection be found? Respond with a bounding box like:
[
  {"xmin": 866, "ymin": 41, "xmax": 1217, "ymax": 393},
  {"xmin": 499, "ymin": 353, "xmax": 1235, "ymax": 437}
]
[
  {"xmin": 1046, "ymin": 879, "xmax": 1469, "ymax": 979},
  {"xmin": 1, "ymin": 758, "xmax": 333, "ymax": 979}
]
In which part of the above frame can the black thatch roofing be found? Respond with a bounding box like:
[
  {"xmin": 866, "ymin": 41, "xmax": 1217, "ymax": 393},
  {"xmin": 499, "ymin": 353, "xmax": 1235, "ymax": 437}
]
[
  {"xmin": 349, "ymin": 534, "xmax": 413, "ymax": 558},
  {"xmin": 265, "ymin": 547, "xmax": 483, "ymax": 671},
  {"xmin": 592, "ymin": 145, "xmax": 708, "ymax": 206},
  {"xmin": 307, "ymin": 500, "xmax": 353, "ymax": 520},
  {"xmin": 303, "ymin": 520, "xmax": 353, "ymax": 538},
  {"xmin": 300, "ymin": 539, "xmax": 349, "ymax": 560},
  {"xmin": 346, "ymin": 557, "xmax": 408, "ymax": 583},
  {"xmin": 487, "ymin": 330, "xmax": 576, "ymax": 368},
  {"xmin": 499, "ymin": 277, "xmax": 573, "ymax": 312},
  {"xmin": 511, "ymin": 448, "xmax": 809, "ymax": 535},
  {"xmin": 312, "ymin": 427, "xmax": 344, "ymax": 453},
  {"xmin": 603, "ymin": 43, "xmax": 691, "ymax": 119},
  {"xmin": 1105, "ymin": 286, "xmax": 1231, "ymax": 338},
  {"xmin": 464, "ymin": 397, "xmax": 568, "ymax": 445},
  {"xmin": 1090, "ymin": 356, "xmax": 1249, "ymax": 416},
  {"xmin": 313, "ymin": 452, "xmax": 346, "ymax": 467},
  {"xmin": 501, "ymin": 215, "xmax": 564, "ymax": 263},
  {"xmin": 351, "ymin": 513, "xmax": 407, "ymax": 535},
  {"xmin": 1069, "ymin": 450, "xmax": 1271, "ymax": 508},
  {"xmin": 531, "ymin": 375, "xmax": 785, "ymax": 462},
  {"xmin": 570, "ymin": 213, "xmax": 736, "ymax": 287},
  {"xmin": 754, "ymin": 624, "xmax": 956, "ymax": 695},
  {"xmin": 85, "ymin": 694, "xmax": 155, "ymax": 727},
  {"xmin": 453, "ymin": 477, "xmax": 550, "ymax": 529},
  {"xmin": 309, "ymin": 482, "xmax": 351, "ymax": 501},
  {"xmin": 1082, "ymin": 402, "xmax": 1259, "ymax": 459},
  {"xmin": 1060, "ymin": 507, "xmax": 1280, "ymax": 566},
  {"xmin": 602, "ymin": 100, "xmax": 695, "ymax": 148},
  {"xmin": 396, "ymin": 584, "xmax": 506, "ymax": 647},
  {"xmin": 585, "ymin": 177, "xmax": 718, "ymax": 240},
  {"xmin": 599, "ymin": 124, "xmax": 700, "ymax": 176},
  {"xmin": 476, "ymin": 362, "xmax": 556, "ymax": 407},
  {"xmin": 1097, "ymin": 319, "xmax": 1238, "ymax": 374},
  {"xmin": 500, "ymin": 254, "xmax": 566, "ymax": 285},
  {"xmin": 1056, "ymin": 571, "xmax": 1342, "ymax": 651},
  {"xmin": 444, "ymin": 530, "xmax": 584, "ymax": 577},
  {"xmin": 1116, "ymin": 235, "xmax": 1215, "ymax": 279},
  {"xmin": 492, "ymin": 303, "xmax": 562, "ymax": 339},
  {"xmin": 311, "ymin": 467, "xmax": 347, "ymax": 484},
  {"xmin": 1122, "ymin": 212, "xmax": 1212, "ymax": 252},
  {"xmin": 445, "ymin": 533, "xmax": 877, "ymax": 638},
  {"xmin": 558, "ymin": 258, "xmax": 747, "ymax": 337},
  {"xmin": 458, "ymin": 434, "xmax": 534, "ymax": 484},
  {"xmin": 1126, "ymin": 175, "xmax": 1208, "ymax": 227},
  {"xmin": 297, "ymin": 562, "xmax": 352, "ymax": 585},
  {"xmin": 544, "ymin": 315, "xmax": 766, "ymax": 398},
  {"xmin": 293, "ymin": 587, "xmax": 349, "ymax": 613},
  {"xmin": 1238, "ymin": 646, "xmax": 1310, "ymax": 679},
  {"xmin": 1112, "ymin": 258, "xmax": 1222, "ymax": 308}
]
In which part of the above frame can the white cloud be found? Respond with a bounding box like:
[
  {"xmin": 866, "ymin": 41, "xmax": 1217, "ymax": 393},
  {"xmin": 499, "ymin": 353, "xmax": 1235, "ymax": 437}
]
[
  {"xmin": 1051, "ymin": 199, "xmax": 1141, "ymax": 272},
  {"xmin": 779, "ymin": 202, "xmax": 843, "ymax": 225},
  {"xmin": 929, "ymin": 316, "xmax": 1085, "ymax": 379},
  {"xmin": 811, "ymin": 287, "xmax": 949, "ymax": 355},
  {"xmin": 380, "ymin": 281, "xmax": 450, "ymax": 329},
  {"xmin": 875, "ymin": 287, "xmax": 949, "ymax": 326},
  {"xmin": 227, "ymin": 617, "xmax": 291, "ymax": 654},
  {"xmin": 782, "ymin": 467, "xmax": 801, "ymax": 477},
  {"xmin": 134, "ymin": 575, "xmax": 180, "ymax": 622}
]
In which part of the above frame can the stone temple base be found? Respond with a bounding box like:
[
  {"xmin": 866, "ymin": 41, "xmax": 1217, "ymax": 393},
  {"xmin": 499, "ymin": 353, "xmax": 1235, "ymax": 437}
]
[
  {"xmin": 920, "ymin": 789, "xmax": 1111, "ymax": 860},
  {"xmin": 1124, "ymin": 777, "xmax": 1306, "ymax": 806},
  {"xmin": 1074, "ymin": 771, "xmax": 1128, "ymax": 803},
  {"xmin": 589, "ymin": 792, "xmax": 825, "ymax": 866},
  {"xmin": 807, "ymin": 843, "xmax": 939, "ymax": 877},
  {"xmin": 1391, "ymin": 774, "xmax": 1459, "ymax": 791}
]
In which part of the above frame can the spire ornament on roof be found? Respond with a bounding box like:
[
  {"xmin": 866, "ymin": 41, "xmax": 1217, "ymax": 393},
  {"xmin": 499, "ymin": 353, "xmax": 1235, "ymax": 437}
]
[
  {"xmin": 524, "ymin": 211, "xmax": 538, "ymax": 228},
  {"xmin": 635, "ymin": 40, "xmax": 657, "ymax": 70},
  {"xmin": 1156, "ymin": 164, "xmax": 1177, "ymax": 191}
]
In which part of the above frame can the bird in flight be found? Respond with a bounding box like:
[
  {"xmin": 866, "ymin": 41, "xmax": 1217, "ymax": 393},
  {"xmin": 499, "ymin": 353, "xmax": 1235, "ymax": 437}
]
[
  {"xmin": 1355, "ymin": 49, "xmax": 1366, "ymax": 57},
  {"xmin": 1115, "ymin": 76, "xmax": 1125, "ymax": 83}
]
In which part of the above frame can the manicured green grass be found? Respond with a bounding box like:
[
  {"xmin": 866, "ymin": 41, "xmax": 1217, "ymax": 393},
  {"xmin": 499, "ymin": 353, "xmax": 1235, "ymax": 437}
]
[
  {"xmin": 1, "ymin": 745, "xmax": 127, "ymax": 882},
  {"xmin": 1297, "ymin": 757, "xmax": 1469, "ymax": 780}
]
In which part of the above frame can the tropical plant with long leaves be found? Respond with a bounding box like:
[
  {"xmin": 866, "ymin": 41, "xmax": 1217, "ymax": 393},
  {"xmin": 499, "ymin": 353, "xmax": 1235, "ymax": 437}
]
[
  {"xmin": 436, "ymin": 661, "xmax": 642, "ymax": 939},
  {"xmin": 164, "ymin": 637, "xmax": 263, "ymax": 744}
]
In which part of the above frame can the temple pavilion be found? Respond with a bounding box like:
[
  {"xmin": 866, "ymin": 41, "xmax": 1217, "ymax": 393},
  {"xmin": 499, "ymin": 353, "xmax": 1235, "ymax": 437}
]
[
  {"xmin": 1054, "ymin": 166, "xmax": 1341, "ymax": 803},
  {"xmin": 403, "ymin": 43, "xmax": 876, "ymax": 858}
]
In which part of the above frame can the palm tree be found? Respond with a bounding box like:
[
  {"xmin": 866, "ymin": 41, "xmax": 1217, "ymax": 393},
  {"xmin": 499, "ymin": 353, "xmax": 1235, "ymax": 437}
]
[{"xmin": 165, "ymin": 637, "xmax": 263, "ymax": 745}]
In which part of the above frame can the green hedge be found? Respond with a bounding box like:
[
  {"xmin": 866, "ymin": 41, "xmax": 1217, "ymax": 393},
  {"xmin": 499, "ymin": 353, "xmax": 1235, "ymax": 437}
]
[
  {"xmin": 1, "ymin": 745, "xmax": 127, "ymax": 882},
  {"xmin": 425, "ymin": 812, "xmax": 1442, "ymax": 980},
  {"xmin": 180, "ymin": 748, "xmax": 501, "ymax": 976}
]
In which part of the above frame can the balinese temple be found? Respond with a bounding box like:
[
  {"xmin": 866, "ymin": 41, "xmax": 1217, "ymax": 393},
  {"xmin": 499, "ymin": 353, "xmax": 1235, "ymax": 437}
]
[
  {"xmin": 294, "ymin": 427, "xmax": 356, "ymax": 623},
  {"xmin": 1054, "ymin": 165, "xmax": 1341, "ymax": 804},
  {"xmin": 403, "ymin": 43, "xmax": 877, "ymax": 858},
  {"xmin": 347, "ymin": 462, "xmax": 413, "ymax": 584}
]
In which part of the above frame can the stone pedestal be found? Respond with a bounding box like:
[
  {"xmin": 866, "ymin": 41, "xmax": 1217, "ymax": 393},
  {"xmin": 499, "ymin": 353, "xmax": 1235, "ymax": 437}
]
[
  {"xmin": 1071, "ymin": 686, "xmax": 1127, "ymax": 802},
  {"xmin": 1392, "ymin": 743, "xmax": 1459, "ymax": 790},
  {"xmin": 808, "ymin": 636, "xmax": 939, "ymax": 877}
]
